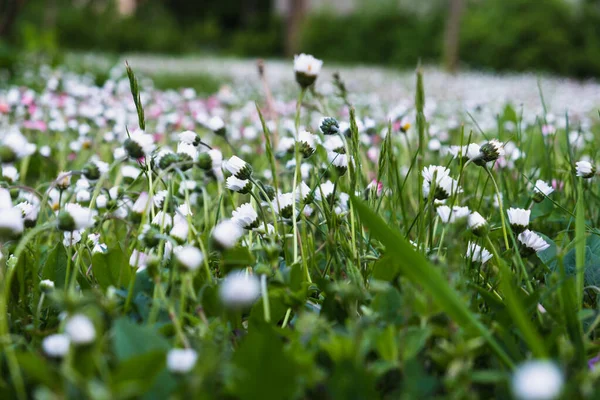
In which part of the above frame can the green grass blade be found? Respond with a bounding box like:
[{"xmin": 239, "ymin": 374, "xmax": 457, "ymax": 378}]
[
  {"xmin": 351, "ymin": 195, "xmax": 514, "ymax": 368},
  {"xmin": 576, "ymin": 179, "xmax": 585, "ymax": 305}
]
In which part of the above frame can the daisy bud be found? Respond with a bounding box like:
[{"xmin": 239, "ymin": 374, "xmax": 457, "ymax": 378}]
[
  {"xmin": 82, "ymin": 162, "xmax": 101, "ymax": 181},
  {"xmin": 297, "ymin": 130, "xmax": 317, "ymax": 158},
  {"xmin": 197, "ymin": 152, "xmax": 212, "ymax": 170},
  {"xmin": 320, "ymin": 117, "xmax": 340, "ymax": 136},
  {"xmin": 507, "ymin": 208, "xmax": 530, "ymax": 233},
  {"xmin": 174, "ymin": 246, "xmax": 204, "ymax": 272},
  {"xmin": 139, "ymin": 224, "xmax": 161, "ymax": 248},
  {"xmin": 518, "ymin": 230, "xmax": 550, "ymax": 256},
  {"xmin": 576, "ymin": 160, "xmax": 595, "ymax": 179},
  {"xmin": 532, "ymin": 180, "xmax": 554, "ymax": 203},
  {"xmin": 468, "ymin": 212, "xmax": 488, "ymax": 236},
  {"xmin": 167, "ymin": 348, "xmax": 198, "ymax": 374},
  {"xmin": 479, "ymin": 139, "xmax": 505, "ymax": 163},
  {"xmin": 293, "ymin": 53, "xmax": 323, "ymax": 88},
  {"xmin": 39, "ymin": 279, "xmax": 55, "ymax": 293},
  {"xmin": 212, "ymin": 219, "xmax": 244, "ymax": 250},
  {"xmin": 466, "ymin": 242, "xmax": 492, "ymax": 265},
  {"xmin": 258, "ymin": 184, "xmax": 276, "ymax": 202},
  {"xmin": 42, "ymin": 334, "xmax": 70, "ymax": 358},
  {"xmin": 226, "ymin": 176, "xmax": 252, "ymax": 194},
  {"xmin": 64, "ymin": 314, "xmax": 96, "ymax": 345},
  {"xmin": 219, "ymin": 271, "xmax": 261, "ymax": 309},
  {"xmin": 231, "ymin": 203, "xmax": 259, "ymax": 229},
  {"xmin": 511, "ymin": 360, "xmax": 563, "ymax": 400},
  {"xmin": 158, "ymin": 152, "xmax": 179, "ymax": 170},
  {"xmin": 224, "ymin": 156, "xmax": 252, "ymax": 180},
  {"xmin": 0, "ymin": 145, "xmax": 16, "ymax": 163}
]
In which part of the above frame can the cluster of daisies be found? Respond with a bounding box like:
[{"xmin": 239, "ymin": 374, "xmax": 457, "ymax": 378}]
[{"xmin": 0, "ymin": 53, "xmax": 597, "ymax": 398}]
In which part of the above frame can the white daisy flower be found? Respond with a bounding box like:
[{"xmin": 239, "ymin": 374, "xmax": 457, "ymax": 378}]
[
  {"xmin": 167, "ymin": 348, "xmax": 198, "ymax": 374},
  {"xmin": 212, "ymin": 219, "xmax": 244, "ymax": 249},
  {"xmin": 224, "ymin": 156, "xmax": 252, "ymax": 180},
  {"xmin": 174, "ymin": 246, "xmax": 204, "ymax": 271},
  {"xmin": 531, "ymin": 180, "xmax": 552, "ymax": 203},
  {"xmin": 226, "ymin": 176, "xmax": 251, "ymax": 193},
  {"xmin": 231, "ymin": 203, "xmax": 259, "ymax": 229},
  {"xmin": 294, "ymin": 53, "xmax": 323, "ymax": 87},
  {"xmin": 507, "ymin": 208, "xmax": 531, "ymax": 232},
  {"xmin": 178, "ymin": 130, "xmax": 199, "ymax": 145},
  {"xmin": 511, "ymin": 360, "xmax": 563, "ymax": 400},
  {"xmin": 466, "ymin": 242, "xmax": 492, "ymax": 264},
  {"xmin": 42, "ymin": 334, "xmax": 70, "ymax": 358},
  {"xmin": 219, "ymin": 271, "xmax": 261, "ymax": 308},
  {"xmin": 575, "ymin": 160, "xmax": 595, "ymax": 178},
  {"xmin": 64, "ymin": 314, "xmax": 96, "ymax": 345},
  {"xmin": 468, "ymin": 212, "xmax": 488, "ymax": 236},
  {"xmin": 518, "ymin": 230, "xmax": 550, "ymax": 255},
  {"xmin": 59, "ymin": 203, "xmax": 97, "ymax": 231}
]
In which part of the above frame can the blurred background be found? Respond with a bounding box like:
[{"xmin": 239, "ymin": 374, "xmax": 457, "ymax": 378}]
[{"xmin": 1, "ymin": 0, "xmax": 600, "ymax": 79}]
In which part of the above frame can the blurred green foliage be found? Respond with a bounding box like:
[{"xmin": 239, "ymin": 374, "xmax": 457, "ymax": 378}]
[
  {"xmin": 301, "ymin": 0, "xmax": 600, "ymax": 78},
  {"xmin": 3, "ymin": 0, "xmax": 600, "ymax": 78}
]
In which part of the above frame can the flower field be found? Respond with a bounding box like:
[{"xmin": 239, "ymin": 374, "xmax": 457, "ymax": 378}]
[{"xmin": 1, "ymin": 55, "xmax": 600, "ymax": 399}]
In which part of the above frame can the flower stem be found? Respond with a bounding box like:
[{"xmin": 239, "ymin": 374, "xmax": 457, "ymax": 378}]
[{"xmin": 485, "ymin": 167, "xmax": 510, "ymax": 249}]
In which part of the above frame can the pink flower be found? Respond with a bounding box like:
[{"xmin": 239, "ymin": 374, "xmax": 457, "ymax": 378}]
[{"xmin": 551, "ymin": 179, "xmax": 564, "ymax": 191}]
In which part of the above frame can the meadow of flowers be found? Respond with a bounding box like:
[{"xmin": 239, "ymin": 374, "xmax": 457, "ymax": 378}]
[{"xmin": 1, "ymin": 54, "xmax": 600, "ymax": 399}]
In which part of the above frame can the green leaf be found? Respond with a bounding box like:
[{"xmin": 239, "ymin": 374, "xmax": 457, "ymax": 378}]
[
  {"xmin": 229, "ymin": 322, "xmax": 300, "ymax": 400},
  {"xmin": 41, "ymin": 243, "xmax": 67, "ymax": 288},
  {"xmin": 371, "ymin": 255, "xmax": 400, "ymax": 282},
  {"xmin": 401, "ymin": 327, "xmax": 431, "ymax": 361},
  {"xmin": 15, "ymin": 352, "xmax": 58, "ymax": 389},
  {"xmin": 113, "ymin": 318, "xmax": 169, "ymax": 360},
  {"xmin": 112, "ymin": 318, "xmax": 176, "ymax": 400},
  {"xmin": 376, "ymin": 325, "xmax": 398, "ymax": 363},
  {"xmin": 351, "ymin": 195, "xmax": 514, "ymax": 368},
  {"xmin": 92, "ymin": 247, "xmax": 130, "ymax": 290},
  {"xmin": 111, "ymin": 351, "xmax": 166, "ymax": 398}
]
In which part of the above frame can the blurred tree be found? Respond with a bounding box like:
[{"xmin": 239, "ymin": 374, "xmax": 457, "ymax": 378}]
[
  {"xmin": 443, "ymin": 0, "xmax": 464, "ymax": 73},
  {"xmin": 0, "ymin": 0, "xmax": 27, "ymax": 39},
  {"xmin": 285, "ymin": 0, "xmax": 306, "ymax": 56}
]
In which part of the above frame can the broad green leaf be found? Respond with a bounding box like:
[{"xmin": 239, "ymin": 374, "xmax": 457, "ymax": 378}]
[
  {"xmin": 113, "ymin": 318, "xmax": 169, "ymax": 360},
  {"xmin": 229, "ymin": 322, "xmax": 300, "ymax": 400},
  {"xmin": 111, "ymin": 351, "xmax": 166, "ymax": 397},
  {"xmin": 41, "ymin": 243, "xmax": 67, "ymax": 288},
  {"xmin": 351, "ymin": 195, "xmax": 514, "ymax": 368},
  {"xmin": 112, "ymin": 318, "xmax": 176, "ymax": 400},
  {"xmin": 92, "ymin": 247, "xmax": 130, "ymax": 290},
  {"xmin": 15, "ymin": 352, "xmax": 58, "ymax": 389}
]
